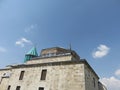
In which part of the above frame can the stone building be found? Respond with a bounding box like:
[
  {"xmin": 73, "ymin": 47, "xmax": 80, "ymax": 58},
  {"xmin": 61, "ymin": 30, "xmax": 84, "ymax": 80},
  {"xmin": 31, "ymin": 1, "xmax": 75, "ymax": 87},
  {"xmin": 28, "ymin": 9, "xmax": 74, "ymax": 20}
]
[{"xmin": 0, "ymin": 47, "xmax": 107, "ymax": 90}]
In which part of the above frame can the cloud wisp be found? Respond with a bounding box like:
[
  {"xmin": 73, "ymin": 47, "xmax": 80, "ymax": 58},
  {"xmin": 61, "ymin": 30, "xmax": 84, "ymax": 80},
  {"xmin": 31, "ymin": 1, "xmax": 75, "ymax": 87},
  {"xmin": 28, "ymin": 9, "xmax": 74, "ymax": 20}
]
[
  {"xmin": 24, "ymin": 24, "xmax": 37, "ymax": 33},
  {"xmin": 101, "ymin": 76, "xmax": 120, "ymax": 90},
  {"xmin": 101, "ymin": 68, "xmax": 120, "ymax": 90},
  {"xmin": 0, "ymin": 47, "xmax": 7, "ymax": 53},
  {"xmin": 115, "ymin": 69, "xmax": 120, "ymax": 76},
  {"xmin": 15, "ymin": 37, "xmax": 32, "ymax": 47},
  {"xmin": 92, "ymin": 44, "xmax": 110, "ymax": 58}
]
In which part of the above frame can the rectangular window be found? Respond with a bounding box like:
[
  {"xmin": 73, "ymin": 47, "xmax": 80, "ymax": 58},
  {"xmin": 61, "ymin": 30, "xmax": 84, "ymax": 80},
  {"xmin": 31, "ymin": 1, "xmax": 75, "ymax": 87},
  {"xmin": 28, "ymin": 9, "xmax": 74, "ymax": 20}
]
[
  {"xmin": 93, "ymin": 78, "xmax": 95, "ymax": 87},
  {"xmin": 40, "ymin": 69, "xmax": 47, "ymax": 80},
  {"xmin": 39, "ymin": 87, "xmax": 44, "ymax": 90},
  {"xmin": 7, "ymin": 85, "xmax": 11, "ymax": 90},
  {"xmin": 16, "ymin": 86, "xmax": 21, "ymax": 90},
  {"xmin": 19, "ymin": 71, "xmax": 25, "ymax": 80}
]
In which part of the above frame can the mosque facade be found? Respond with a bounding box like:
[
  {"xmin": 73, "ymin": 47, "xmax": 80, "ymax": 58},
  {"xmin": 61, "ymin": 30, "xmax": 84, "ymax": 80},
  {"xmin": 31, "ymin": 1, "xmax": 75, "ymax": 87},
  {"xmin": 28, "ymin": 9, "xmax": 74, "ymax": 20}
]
[{"xmin": 0, "ymin": 47, "xmax": 107, "ymax": 90}]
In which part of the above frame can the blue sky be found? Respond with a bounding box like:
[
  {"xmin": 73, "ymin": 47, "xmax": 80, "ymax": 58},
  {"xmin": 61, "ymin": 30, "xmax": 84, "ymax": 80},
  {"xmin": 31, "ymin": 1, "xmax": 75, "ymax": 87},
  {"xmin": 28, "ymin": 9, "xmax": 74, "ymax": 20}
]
[{"xmin": 0, "ymin": 0, "xmax": 120, "ymax": 89}]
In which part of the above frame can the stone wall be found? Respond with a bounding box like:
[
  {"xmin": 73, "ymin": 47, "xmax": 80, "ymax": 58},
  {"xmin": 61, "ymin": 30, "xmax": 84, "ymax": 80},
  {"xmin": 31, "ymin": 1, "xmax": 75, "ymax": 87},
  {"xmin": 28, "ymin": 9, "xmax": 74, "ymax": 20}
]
[
  {"xmin": 26, "ymin": 55, "xmax": 72, "ymax": 64},
  {"xmin": 0, "ymin": 69, "xmax": 11, "ymax": 90},
  {"xmin": 84, "ymin": 64, "xmax": 99, "ymax": 90},
  {"xmin": 0, "ymin": 54, "xmax": 106, "ymax": 90},
  {"xmin": 0, "ymin": 63, "xmax": 85, "ymax": 90},
  {"xmin": 98, "ymin": 82, "xmax": 107, "ymax": 90}
]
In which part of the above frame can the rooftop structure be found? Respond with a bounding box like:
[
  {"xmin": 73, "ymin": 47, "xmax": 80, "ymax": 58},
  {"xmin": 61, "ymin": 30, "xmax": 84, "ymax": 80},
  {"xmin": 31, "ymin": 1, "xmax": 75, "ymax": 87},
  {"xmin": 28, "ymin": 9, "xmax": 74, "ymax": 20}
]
[{"xmin": 24, "ymin": 47, "xmax": 38, "ymax": 62}]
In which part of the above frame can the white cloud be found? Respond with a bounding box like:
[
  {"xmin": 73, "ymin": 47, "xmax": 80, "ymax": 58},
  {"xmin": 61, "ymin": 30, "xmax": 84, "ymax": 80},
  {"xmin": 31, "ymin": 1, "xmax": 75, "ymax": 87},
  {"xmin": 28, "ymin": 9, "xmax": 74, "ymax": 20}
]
[
  {"xmin": 15, "ymin": 37, "xmax": 32, "ymax": 47},
  {"xmin": 92, "ymin": 44, "xmax": 110, "ymax": 58},
  {"xmin": 0, "ymin": 47, "xmax": 7, "ymax": 53},
  {"xmin": 25, "ymin": 24, "xmax": 37, "ymax": 32},
  {"xmin": 115, "ymin": 69, "xmax": 120, "ymax": 76},
  {"xmin": 101, "ymin": 76, "xmax": 120, "ymax": 90}
]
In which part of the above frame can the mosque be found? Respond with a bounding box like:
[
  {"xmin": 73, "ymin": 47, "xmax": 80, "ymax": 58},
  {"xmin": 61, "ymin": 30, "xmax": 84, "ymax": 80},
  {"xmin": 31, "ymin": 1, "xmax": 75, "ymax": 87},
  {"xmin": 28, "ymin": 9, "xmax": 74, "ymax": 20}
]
[{"xmin": 0, "ymin": 47, "xmax": 107, "ymax": 90}]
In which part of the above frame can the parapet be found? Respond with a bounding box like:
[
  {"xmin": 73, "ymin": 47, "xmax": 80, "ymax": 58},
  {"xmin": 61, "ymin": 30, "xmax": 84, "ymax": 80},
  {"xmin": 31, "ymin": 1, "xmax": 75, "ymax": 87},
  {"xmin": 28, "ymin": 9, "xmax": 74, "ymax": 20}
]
[
  {"xmin": 40, "ymin": 47, "xmax": 80, "ymax": 59},
  {"xmin": 26, "ymin": 47, "xmax": 80, "ymax": 64}
]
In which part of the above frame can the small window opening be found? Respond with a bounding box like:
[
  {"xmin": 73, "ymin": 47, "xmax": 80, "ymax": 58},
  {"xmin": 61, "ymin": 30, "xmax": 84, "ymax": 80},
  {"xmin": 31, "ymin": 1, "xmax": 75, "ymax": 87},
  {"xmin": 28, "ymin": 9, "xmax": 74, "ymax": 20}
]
[
  {"xmin": 7, "ymin": 85, "xmax": 11, "ymax": 90},
  {"xmin": 19, "ymin": 71, "xmax": 25, "ymax": 80},
  {"xmin": 16, "ymin": 86, "xmax": 21, "ymax": 90},
  {"xmin": 39, "ymin": 87, "xmax": 44, "ymax": 90},
  {"xmin": 40, "ymin": 69, "xmax": 47, "ymax": 80}
]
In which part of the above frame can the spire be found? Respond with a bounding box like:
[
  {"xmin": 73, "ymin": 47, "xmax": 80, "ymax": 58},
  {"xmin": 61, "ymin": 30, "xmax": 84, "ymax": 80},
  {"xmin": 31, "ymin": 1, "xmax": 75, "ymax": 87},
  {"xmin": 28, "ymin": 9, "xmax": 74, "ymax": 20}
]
[
  {"xmin": 26, "ymin": 47, "xmax": 38, "ymax": 56},
  {"xmin": 69, "ymin": 43, "xmax": 71, "ymax": 50},
  {"xmin": 24, "ymin": 47, "xmax": 38, "ymax": 62}
]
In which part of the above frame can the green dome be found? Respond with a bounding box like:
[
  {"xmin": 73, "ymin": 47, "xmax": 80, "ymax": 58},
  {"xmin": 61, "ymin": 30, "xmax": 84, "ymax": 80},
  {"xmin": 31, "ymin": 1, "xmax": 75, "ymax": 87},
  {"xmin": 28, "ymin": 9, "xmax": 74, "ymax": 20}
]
[
  {"xmin": 26, "ymin": 47, "xmax": 38, "ymax": 56},
  {"xmin": 24, "ymin": 47, "xmax": 38, "ymax": 62}
]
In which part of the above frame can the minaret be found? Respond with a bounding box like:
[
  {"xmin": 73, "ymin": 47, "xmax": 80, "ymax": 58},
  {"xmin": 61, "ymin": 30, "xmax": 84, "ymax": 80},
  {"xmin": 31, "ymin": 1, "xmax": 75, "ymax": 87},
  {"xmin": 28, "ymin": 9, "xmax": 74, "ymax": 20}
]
[{"xmin": 24, "ymin": 47, "xmax": 38, "ymax": 62}]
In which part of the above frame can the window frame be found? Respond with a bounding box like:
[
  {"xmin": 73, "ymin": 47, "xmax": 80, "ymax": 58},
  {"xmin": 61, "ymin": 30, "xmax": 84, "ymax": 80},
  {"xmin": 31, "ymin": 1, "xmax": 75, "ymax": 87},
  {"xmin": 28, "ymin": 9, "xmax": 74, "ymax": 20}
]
[
  {"xmin": 93, "ymin": 77, "xmax": 96, "ymax": 87},
  {"xmin": 39, "ymin": 87, "xmax": 44, "ymax": 90},
  {"xmin": 7, "ymin": 85, "xmax": 11, "ymax": 90},
  {"xmin": 40, "ymin": 69, "xmax": 47, "ymax": 80},
  {"xmin": 19, "ymin": 71, "xmax": 25, "ymax": 80},
  {"xmin": 16, "ymin": 86, "xmax": 21, "ymax": 90}
]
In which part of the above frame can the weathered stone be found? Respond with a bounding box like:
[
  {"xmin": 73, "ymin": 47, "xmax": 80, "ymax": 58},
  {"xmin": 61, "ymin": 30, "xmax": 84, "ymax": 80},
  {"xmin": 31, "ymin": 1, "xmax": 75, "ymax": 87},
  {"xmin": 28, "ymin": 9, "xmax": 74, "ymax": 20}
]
[{"xmin": 0, "ymin": 47, "xmax": 107, "ymax": 90}]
